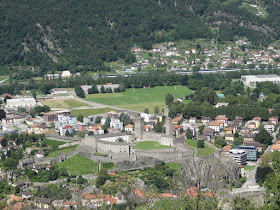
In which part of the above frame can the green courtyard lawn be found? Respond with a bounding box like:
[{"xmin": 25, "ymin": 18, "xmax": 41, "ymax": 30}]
[
  {"xmin": 41, "ymin": 139, "xmax": 66, "ymax": 146},
  {"xmin": 71, "ymin": 108, "xmax": 116, "ymax": 117},
  {"xmin": 47, "ymin": 145, "xmax": 79, "ymax": 157},
  {"xmin": 244, "ymin": 165, "xmax": 255, "ymax": 171},
  {"xmin": 41, "ymin": 99, "xmax": 88, "ymax": 109},
  {"xmin": 85, "ymin": 85, "xmax": 193, "ymax": 112},
  {"xmin": 185, "ymin": 139, "xmax": 215, "ymax": 156},
  {"xmin": 57, "ymin": 155, "xmax": 98, "ymax": 175},
  {"xmin": 134, "ymin": 141, "xmax": 173, "ymax": 150}
]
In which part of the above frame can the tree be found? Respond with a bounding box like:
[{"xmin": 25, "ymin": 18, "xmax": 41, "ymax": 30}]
[
  {"xmin": 0, "ymin": 110, "xmax": 6, "ymax": 120},
  {"xmin": 165, "ymin": 93, "xmax": 174, "ymax": 106},
  {"xmin": 256, "ymin": 166, "xmax": 273, "ymax": 185},
  {"xmin": 154, "ymin": 122, "xmax": 164, "ymax": 133},
  {"xmin": 77, "ymin": 114, "xmax": 84, "ymax": 122},
  {"xmin": 116, "ymin": 137, "xmax": 124, "ymax": 142},
  {"xmin": 144, "ymin": 107, "xmax": 149, "ymax": 114},
  {"xmin": 185, "ymin": 128, "xmax": 193, "ymax": 139},
  {"xmin": 197, "ymin": 140, "xmax": 205, "ymax": 148},
  {"xmin": 100, "ymin": 85, "xmax": 105, "ymax": 93},
  {"xmin": 32, "ymin": 90, "xmax": 37, "ymax": 100},
  {"xmin": 199, "ymin": 125, "xmax": 205, "ymax": 135},
  {"xmin": 154, "ymin": 106, "xmax": 159, "ymax": 114},
  {"xmin": 74, "ymin": 86, "xmax": 85, "ymax": 98},
  {"xmin": 95, "ymin": 116, "xmax": 102, "ymax": 123},
  {"xmin": 214, "ymin": 137, "xmax": 226, "ymax": 147},
  {"xmin": 96, "ymin": 169, "xmax": 109, "ymax": 188},
  {"xmin": 105, "ymin": 117, "xmax": 111, "ymax": 128},
  {"xmin": 77, "ymin": 175, "xmax": 87, "ymax": 185},
  {"xmin": 256, "ymin": 128, "xmax": 273, "ymax": 145}
]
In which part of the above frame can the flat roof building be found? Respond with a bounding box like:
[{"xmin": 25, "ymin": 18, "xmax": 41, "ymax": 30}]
[
  {"xmin": 241, "ymin": 74, "xmax": 280, "ymax": 88},
  {"xmin": 228, "ymin": 149, "xmax": 247, "ymax": 165},
  {"xmin": 236, "ymin": 145, "xmax": 258, "ymax": 161}
]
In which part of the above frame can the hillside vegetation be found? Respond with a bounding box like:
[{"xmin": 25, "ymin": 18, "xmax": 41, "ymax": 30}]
[{"xmin": 1, "ymin": 0, "xmax": 280, "ymax": 70}]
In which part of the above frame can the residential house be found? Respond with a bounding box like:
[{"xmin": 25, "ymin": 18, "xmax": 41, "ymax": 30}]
[
  {"xmin": 146, "ymin": 121, "xmax": 155, "ymax": 129},
  {"xmin": 125, "ymin": 124, "xmax": 134, "ymax": 133},
  {"xmin": 189, "ymin": 117, "xmax": 197, "ymax": 123},
  {"xmin": 202, "ymin": 128, "xmax": 215, "ymax": 139},
  {"xmin": 173, "ymin": 116, "xmax": 183, "ymax": 124},
  {"xmin": 201, "ymin": 117, "xmax": 211, "ymax": 124},
  {"xmin": 43, "ymin": 112, "xmax": 58, "ymax": 122},
  {"xmin": 269, "ymin": 117, "xmax": 278, "ymax": 125},
  {"xmin": 215, "ymin": 115, "xmax": 228, "ymax": 127},
  {"xmin": 243, "ymin": 133, "xmax": 256, "ymax": 142},
  {"xmin": 248, "ymin": 121, "xmax": 257, "ymax": 129},
  {"xmin": 209, "ymin": 121, "xmax": 223, "ymax": 132},
  {"xmin": 22, "ymin": 191, "xmax": 33, "ymax": 199},
  {"xmin": 263, "ymin": 122, "xmax": 275, "ymax": 134},
  {"xmin": 35, "ymin": 197, "xmax": 53, "ymax": 209},
  {"xmin": 243, "ymin": 141, "xmax": 264, "ymax": 152},
  {"xmin": 110, "ymin": 118, "xmax": 124, "ymax": 131},
  {"xmin": 215, "ymin": 102, "xmax": 229, "ymax": 108},
  {"xmin": 156, "ymin": 113, "xmax": 164, "ymax": 122},
  {"xmin": 144, "ymin": 125, "xmax": 151, "ymax": 131},
  {"xmin": 223, "ymin": 145, "xmax": 232, "ymax": 152}
]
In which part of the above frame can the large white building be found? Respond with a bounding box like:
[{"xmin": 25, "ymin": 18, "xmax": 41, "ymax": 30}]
[
  {"xmin": 228, "ymin": 149, "xmax": 247, "ymax": 165},
  {"xmin": 241, "ymin": 74, "xmax": 280, "ymax": 87},
  {"xmin": 6, "ymin": 98, "xmax": 36, "ymax": 108}
]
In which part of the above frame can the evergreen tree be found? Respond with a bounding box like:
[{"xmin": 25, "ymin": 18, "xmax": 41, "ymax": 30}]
[
  {"xmin": 100, "ymin": 85, "xmax": 105, "ymax": 93},
  {"xmin": 165, "ymin": 93, "xmax": 174, "ymax": 106},
  {"xmin": 197, "ymin": 140, "xmax": 205, "ymax": 148},
  {"xmin": 144, "ymin": 107, "xmax": 149, "ymax": 114},
  {"xmin": 185, "ymin": 128, "xmax": 193, "ymax": 139},
  {"xmin": 154, "ymin": 106, "xmax": 159, "ymax": 114},
  {"xmin": 32, "ymin": 90, "xmax": 37, "ymax": 100},
  {"xmin": 74, "ymin": 86, "xmax": 85, "ymax": 98}
]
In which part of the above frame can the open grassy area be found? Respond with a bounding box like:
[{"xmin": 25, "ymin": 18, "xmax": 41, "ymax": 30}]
[
  {"xmin": 41, "ymin": 139, "xmax": 66, "ymax": 146},
  {"xmin": 71, "ymin": 108, "xmax": 116, "ymax": 117},
  {"xmin": 244, "ymin": 165, "xmax": 255, "ymax": 171},
  {"xmin": 42, "ymin": 99, "xmax": 88, "ymax": 108},
  {"xmin": 86, "ymin": 86, "xmax": 193, "ymax": 112},
  {"xmin": 0, "ymin": 76, "xmax": 8, "ymax": 81},
  {"xmin": 47, "ymin": 145, "xmax": 78, "ymax": 157},
  {"xmin": 57, "ymin": 155, "xmax": 98, "ymax": 175},
  {"xmin": 185, "ymin": 139, "xmax": 215, "ymax": 156},
  {"xmin": 134, "ymin": 141, "xmax": 173, "ymax": 150},
  {"xmin": 0, "ymin": 67, "xmax": 10, "ymax": 76}
]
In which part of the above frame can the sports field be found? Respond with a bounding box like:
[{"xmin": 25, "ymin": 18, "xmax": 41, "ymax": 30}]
[
  {"xmin": 42, "ymin": 99, "xmax": 88, "ymax": 108},
  {"xmin": 85, "ymin": 86, "xmax": 192, "ymax": 112},
  {"xmin": 57, "ymin": 155, "xmax": 98, "ymax": 175},
  {"xmin": 71, "ymin": 108, "xmax": 116, "ymax": 117}
]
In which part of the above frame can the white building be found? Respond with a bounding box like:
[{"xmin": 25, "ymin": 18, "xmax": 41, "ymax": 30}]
[
  {"xmin": 228, "ymin": 149, "xmax": 247, "ymax": 165},
  {"xmin": 6, "ymin": 98, "xmax": 36, "ymax": 108},
  {"xmin": 241, "ymin": 75, "xmax": 280, "ymax": 88},
  {"xmin": 110, "ymin": 118, "xmax": 123, "ymax": 131},
  {"xmin": 61, "ymin": 71, "xmax": 72, "ymax": 78}
]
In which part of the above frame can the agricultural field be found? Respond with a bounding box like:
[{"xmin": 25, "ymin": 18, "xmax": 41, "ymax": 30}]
[
  {"xmin": 41, "ymin": 139, "xmax": 66, "ymax": 146},
  {"xmin": 57, "ymin": 155, "xmax": 98, "ymax": 175},
  {"xmin": 185, "ymin": 139, "xmax": 215, "ymax": 156},
  {"xmin": 86, "ymin": 86, "xmax": 192, "ymax": 112},
  {"xmin": 41, "ymin": 99, "xmax": 88, "ymax": 109},
  {"xmin": 71, "ymin": 108, "xmax": 116, "ymax": 117},
  {"xmin": 46, "ymin": 145, "xmax": 78, "ymax": 157},
  {"xmin": 134, "ymin": 141, "xmax": 173, "ymax": 150}
]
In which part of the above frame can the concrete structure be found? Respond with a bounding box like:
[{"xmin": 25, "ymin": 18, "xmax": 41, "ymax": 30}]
[
  {"xmin": 241, "ymin": 74, "xmax": 280, "ymax": 87},
  {"xmin": 6, "ymin": 98, "xmax": 36, "ymax": 108},
  {"xmin": 165, "ymin": 117, "xmax": 173, "ymax": 136},
  {"xmin": 134, "ymin": 116, "xmax": 144, "ymax": 140},
  {"xmin": 61, "ymin": 70, "xmax": 71, "ymax": 78},
  {"xmin": 228, "ymin": 149, "xmax": 247, "ymax": 165},
  {"xmin": 236, "ymin": 145, "xmax": 258, "ymax": 161}
]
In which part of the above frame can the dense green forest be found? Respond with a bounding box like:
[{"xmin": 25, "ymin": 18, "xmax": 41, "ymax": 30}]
[{"xmin": 0, "ymin": 0, "xmax": 280, "ymax": 70}]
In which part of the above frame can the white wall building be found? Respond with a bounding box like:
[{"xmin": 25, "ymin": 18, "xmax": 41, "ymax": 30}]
[
  {"xmin": 241, "ymin": 75, "xmax": 280, "ymax": 88},
  {"xmin": 228, "ymin": 149, "xmax": 247, "ymax": 165},
  {"xmin": 6, "ymin": 98, "xmax": 36, "ymax": 108}
]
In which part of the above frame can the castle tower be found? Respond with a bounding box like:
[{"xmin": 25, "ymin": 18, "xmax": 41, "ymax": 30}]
[
  {"xmin": 165, "ymin": 117, "xmax": 173, "ymax": 136},
  {"xmin": 134, "ymin": 116, "xmax": 144, "ymax": 140}
]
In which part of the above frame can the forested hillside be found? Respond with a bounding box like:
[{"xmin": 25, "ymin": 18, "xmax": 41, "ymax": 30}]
[{"xmin": 0, "ymin": 0, "xmax": 280, "ymax": 70}]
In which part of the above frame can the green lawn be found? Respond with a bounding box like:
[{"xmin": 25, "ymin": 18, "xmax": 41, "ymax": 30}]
[
  {"xmin": 41, "ymin": 139, "xmax": 66, "ymax": 146},
  {"xmin": 185, "ymin": 139, "xmax": 215, "ymax": 156},
  {"xmin": 42, "ymin": 99, "xmax": 88, "ymax": 108},
  {"xmin": 244, "ymin": 165, "xmax": 255, "ymax": 171},
  {"xmin": 71, "ymin": 108, "xmax": 116, "ymax": 117},
  {"xmin": 57, "ymin": 155, "xmax": 98, "ymax": 175},
  {"xmin": 166, "ymin": 162, "xmax": 183, "ymax": 175},
  {"xmin": 134, "ymin": 141, "xmax": 173, "ymax": 150},
  {"xmin": 86, "ymin": 86, "xmax": 193, "ymax": 112},
  {"xmin": 0, "ymin": 67, "xmax": 10, "ymax": 76},
  {"xmin": 47, "ymin": 145, "xmax": 78, "ymax": 157}
]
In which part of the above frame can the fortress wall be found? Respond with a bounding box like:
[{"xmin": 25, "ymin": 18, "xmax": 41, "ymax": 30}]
[
  {"xmin": 142, "ymin": 132, "xmax": 162, "ymax": 141},
  {"xmin": 136, "ymin": 149, "xmax": 183, "ymax": 161}
]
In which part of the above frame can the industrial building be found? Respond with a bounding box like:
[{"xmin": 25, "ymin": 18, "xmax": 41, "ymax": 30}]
[
  {"xmin": 6, "ymin": 98, "xmax": 36, "ymax": 109},
  {"xmin": 241, "ymin": 74, "xmax": 280, "ymax": 87}
]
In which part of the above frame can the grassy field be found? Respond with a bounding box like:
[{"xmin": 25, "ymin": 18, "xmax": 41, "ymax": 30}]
[
  {"xmin": 47, "ymin": 145, "xmax": 78, "ymax": 157},
  {"xmin": 57, "ymin": 155, "xmax": 98, "ymax": 175},
  {"xmin": 71, "ymin": 108, "xmax": 116, "ymax": 117},
  {"xmin": 185, "ymin": 139, "xmax": 215, "ymax": 156},
  {"xmin": 42, "ymin": 99, "xmax": 88, "ymax": 108},
  {"xmin": 0, "ymin": 76, "xmax": 8, "ymax": 81},
  {"xmin": 134, "ymin": 141, "xmax": 173, "ymax": 150},
  {"xmin": 86, "ymin": 86, "xmax": 193, "ymax": 112},
  {"xmin": 244, "ymin": 165, "xmax": 255, "ymax": 171},
  {"xmin": 41, "ymin": 139, "xmax": 66, "ymax": 146}
]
